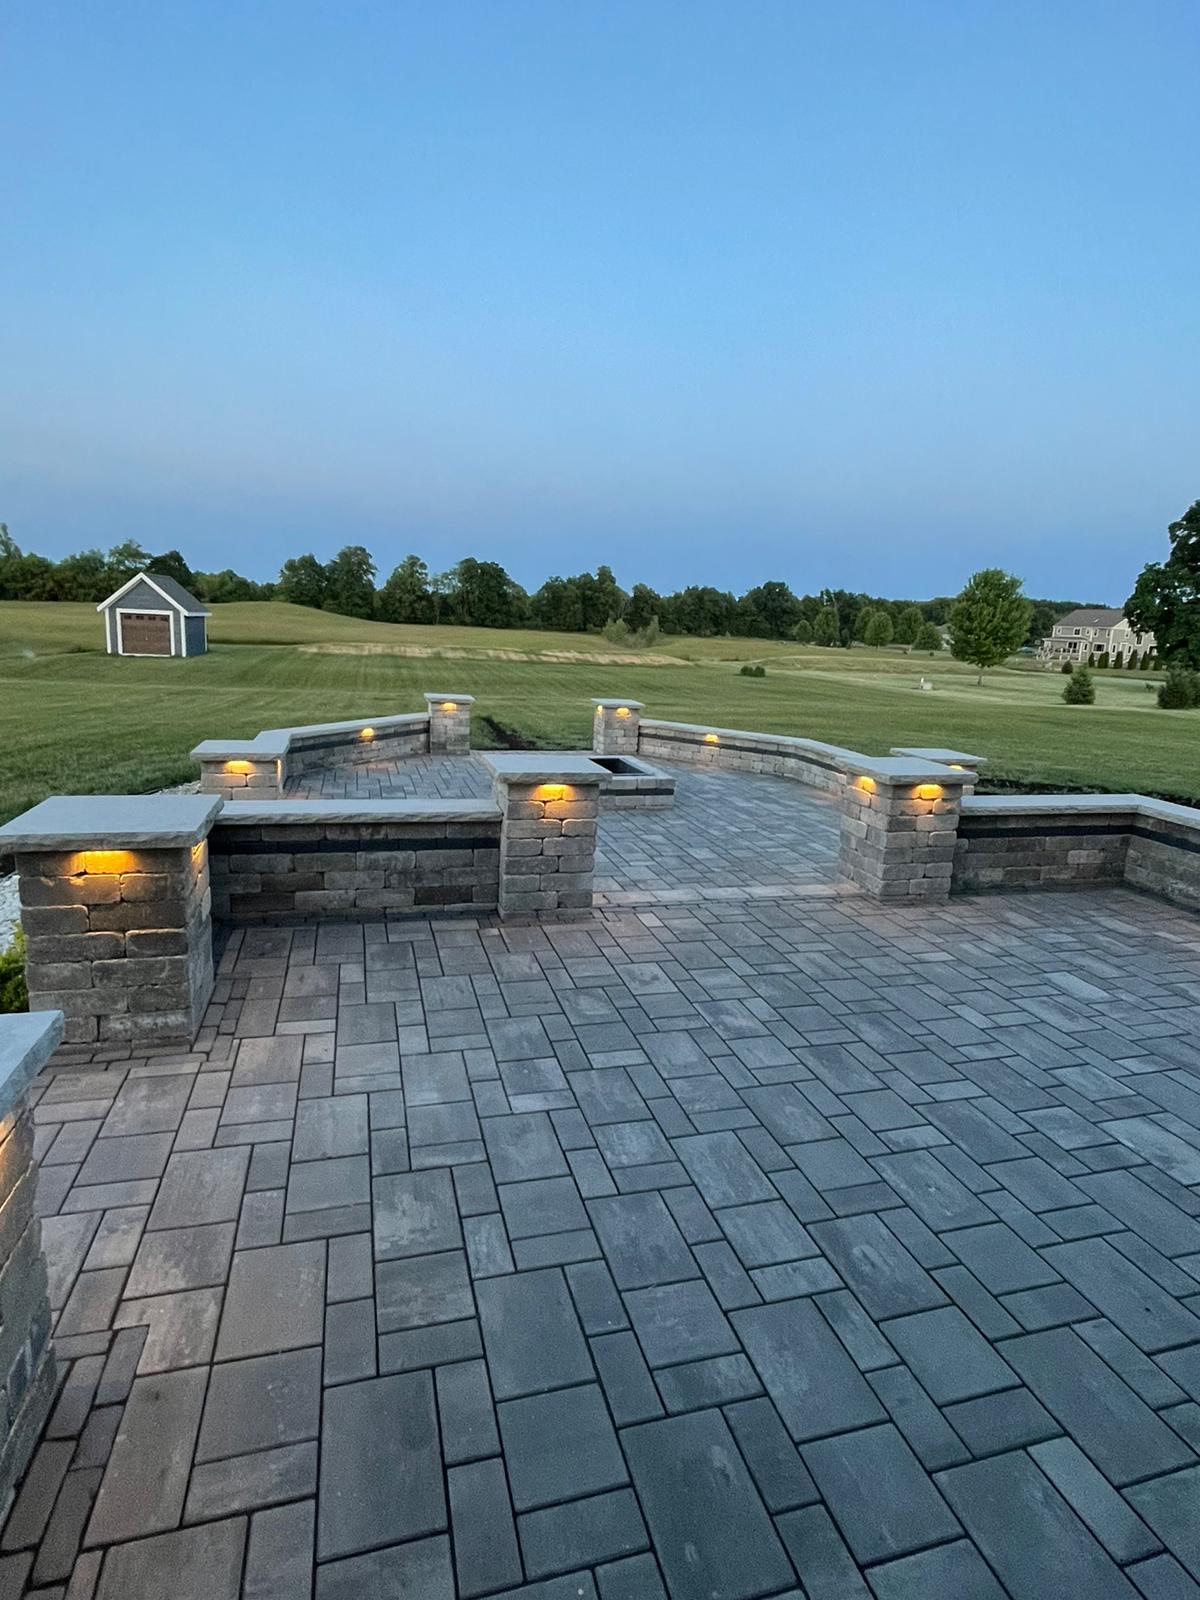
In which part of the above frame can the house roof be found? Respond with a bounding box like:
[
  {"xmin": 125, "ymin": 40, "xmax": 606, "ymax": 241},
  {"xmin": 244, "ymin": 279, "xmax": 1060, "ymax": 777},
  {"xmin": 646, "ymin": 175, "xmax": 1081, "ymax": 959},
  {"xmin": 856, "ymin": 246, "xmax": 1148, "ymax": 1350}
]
[
  {"xmin": 1053, "ymin": 607, "xmax": 1127, "ymax": 629},
  {"xmin": 97, "ymin": 571, "xmax": 210, "ymax": 616}
]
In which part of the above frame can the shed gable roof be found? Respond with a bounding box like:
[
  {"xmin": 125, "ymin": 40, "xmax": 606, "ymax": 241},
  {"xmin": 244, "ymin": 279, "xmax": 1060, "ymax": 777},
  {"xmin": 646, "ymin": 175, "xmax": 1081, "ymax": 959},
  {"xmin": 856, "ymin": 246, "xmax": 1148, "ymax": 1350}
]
[{"xmin": 97, "ymin": 571, "xmax": 210, "ymax": 615}]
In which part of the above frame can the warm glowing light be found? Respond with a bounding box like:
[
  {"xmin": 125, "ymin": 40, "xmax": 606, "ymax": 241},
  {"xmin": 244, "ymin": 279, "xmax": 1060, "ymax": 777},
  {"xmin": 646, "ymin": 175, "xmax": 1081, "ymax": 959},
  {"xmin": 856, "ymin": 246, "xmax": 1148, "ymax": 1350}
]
[
  {"xmin": 224, "ymin": 760, "xmax": 253, "ymax": 774},
  {"xmin": 948, "ymin": 763, "xmax": 965, "ymax": 771},
  {"xmin": 914, "ymin": 783, "xmax": 943, "ymax": 801},
  {"xmin": 615, "ymin": 706, "xmax": 631, "ymax": 718},
  {"xmin": 856, "ymin": 776, "xmax": 876, "ymax": 793},
  {"xmin": 595, "ymin": 705, "xmax": 603, "ymax": 716},
  {"xmin": 440, "ymin": 702, "xmax": 458, "ymax": 713},
  {"xmin": 84, "ymin": 850, "xmax": 138, "ymax": 874},
  {"xmin": 360, "ymin": 727, "xmax": 375, "ymax": 741},
  {"xmin": 704, "ymin": 733, "xmax": 720, "ymax": 744},
  {"xmin": 535, "ymin": 783, "xmax": 574, "ymax": 800}
]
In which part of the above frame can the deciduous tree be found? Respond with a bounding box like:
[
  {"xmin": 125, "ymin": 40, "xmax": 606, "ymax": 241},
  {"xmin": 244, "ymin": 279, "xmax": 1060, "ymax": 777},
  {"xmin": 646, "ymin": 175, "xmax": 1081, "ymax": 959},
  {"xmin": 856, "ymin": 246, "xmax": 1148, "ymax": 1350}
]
[
  {"xmin": 949, "ymin": 568, "xmax": 1031, "ymax": 684},
  {"xmin": 1127, "ymin": 500, "xmax": 1200, "ymax": 668}
]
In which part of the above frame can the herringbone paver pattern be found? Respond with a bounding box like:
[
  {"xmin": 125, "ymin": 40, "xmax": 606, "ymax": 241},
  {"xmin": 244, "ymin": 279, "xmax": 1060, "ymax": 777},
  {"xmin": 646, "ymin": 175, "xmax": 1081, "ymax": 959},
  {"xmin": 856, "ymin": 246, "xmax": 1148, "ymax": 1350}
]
[{"xmin": 7, "ymin": 766, "xmax": 1200, "ymax": 1599}]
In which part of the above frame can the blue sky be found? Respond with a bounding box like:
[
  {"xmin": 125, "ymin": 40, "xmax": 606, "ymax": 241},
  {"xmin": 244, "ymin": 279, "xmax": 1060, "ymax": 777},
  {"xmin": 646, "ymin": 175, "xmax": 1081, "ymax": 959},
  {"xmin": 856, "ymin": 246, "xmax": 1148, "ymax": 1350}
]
[{"xmin": 3, "ymin": 1, "xmax": 1197, "ymax": 602}]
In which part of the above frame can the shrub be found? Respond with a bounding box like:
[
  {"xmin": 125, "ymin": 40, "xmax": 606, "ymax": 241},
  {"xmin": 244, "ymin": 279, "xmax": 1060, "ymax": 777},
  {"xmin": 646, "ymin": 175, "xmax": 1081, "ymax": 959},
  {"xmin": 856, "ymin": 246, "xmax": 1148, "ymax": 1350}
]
[
  {"xmin": 1112, "ymin": 651, "xmax": 1123, "ymax": 669},
  {"xmin": 1126, "ymin": 652, "xmax": 1138, "ymax": 669},
  {"xmin": 913, "ymin": 622, "xmax": 942, "ymax": 652},
  {"xmin": 791, "ymin": 618, "xmax": 814, "ymax": 644},
  {"xmin": 602, "ymin": 619, "xmax": 629, "ymax": 644},
  {"xmin": 0, "ymin": 928, "xmax": 27, "ymax": 1014},
  {"xmin": 1158, "ymin": 666, "xmax": 1200, "ymax": 709},
  {"xmin": 739, "ymin": 663, "xmax": 766, "ymax": 678},
  {"xmin": 1097, "ymin": 651, "xmax": 1110, "ymax": 669},
  {"xmin": 1063, "ymin": 666, "xmax": 1095, "ymax": 705},
  {"xmin": 1060, "ymin": 661, "xmax": 1073, "ymax": 675}
]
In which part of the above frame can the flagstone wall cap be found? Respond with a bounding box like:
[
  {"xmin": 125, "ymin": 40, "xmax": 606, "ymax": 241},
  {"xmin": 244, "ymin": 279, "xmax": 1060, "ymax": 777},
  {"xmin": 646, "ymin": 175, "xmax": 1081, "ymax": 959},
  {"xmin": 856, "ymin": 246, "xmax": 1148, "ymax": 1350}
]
[
  {"xmin": 191, "ymin": 712, "xmax": 430, "ymax": 762},
  {"xmin": 0, "ymin": 1011, "xmax": 63, "ymax": 1119},
  {"xmin": 592, "ymin": 699, "xmax": 646, "ymax": 710},
  {"xmin": 0, "ymin": 795, "xmax": 222, "ymax": 852},
  {"xmin": 216, "ymin": 799, "xmax": 501, "ymax": 826},
  {"xmin": 838, "ymin": 754, "xmax": 965, "ymax": 784},
  {"xmin": 962, "ymin": 793, "xmax": 1200, "ymax": 830},
  {"xmin": 480, "ymin": 752, "xmax": 608, "ymax": 784},
  {"xmin": 641, "ymin": 719, "xmax": 853, "ymax": 756},
  {"xmin": 423, "ymin": 694, "xmax": 476, "ymax": 705},
  {"xmin": 891, "ymin": 747, "xmax": 987, "ymax": 767}
]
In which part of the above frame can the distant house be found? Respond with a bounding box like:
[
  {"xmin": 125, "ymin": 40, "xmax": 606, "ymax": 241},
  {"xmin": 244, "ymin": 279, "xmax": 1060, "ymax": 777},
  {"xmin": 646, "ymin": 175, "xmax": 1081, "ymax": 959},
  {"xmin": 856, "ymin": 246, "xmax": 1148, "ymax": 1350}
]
[
  {"xmin": 1038, "ymin": 608, "xmax": 1154, "ymax": 665},
  {"xmin": 97, "ymin": 571, "xmax": 211, "ymax": 657}
]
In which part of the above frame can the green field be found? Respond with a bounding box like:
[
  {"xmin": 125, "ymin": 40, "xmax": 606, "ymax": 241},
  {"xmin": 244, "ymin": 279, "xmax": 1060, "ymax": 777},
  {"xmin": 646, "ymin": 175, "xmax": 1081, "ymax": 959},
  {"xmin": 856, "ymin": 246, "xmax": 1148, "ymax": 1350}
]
[{"xmin": 0, "ymin": 600, "xmax": 1195, "ymax": 826}]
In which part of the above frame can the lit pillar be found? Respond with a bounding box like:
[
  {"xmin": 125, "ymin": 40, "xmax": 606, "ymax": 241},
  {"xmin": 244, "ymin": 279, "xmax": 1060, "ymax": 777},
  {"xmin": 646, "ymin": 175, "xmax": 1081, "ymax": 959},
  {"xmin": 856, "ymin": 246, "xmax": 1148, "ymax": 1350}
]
[
  {"xmin": 0, "ymin": 797, "xmax": 220, "ymax": 1046},
  {"xmin": 838, "ymin": 760, "xmax": 966, "ymax": 902},
  {"xmin": 592, "ymin": 699, "xmax": 643, "ymax": 757},
  {"xmin": 425, "ymin": 694, "xmax": 475, "ymax": 755},
  {"xmin": 192, "ymin": 741, "xmax": 284, "ymax": 801},
  {"xmin": 482, "ymin": 754, "xmax": 603, "ymax": 919}
]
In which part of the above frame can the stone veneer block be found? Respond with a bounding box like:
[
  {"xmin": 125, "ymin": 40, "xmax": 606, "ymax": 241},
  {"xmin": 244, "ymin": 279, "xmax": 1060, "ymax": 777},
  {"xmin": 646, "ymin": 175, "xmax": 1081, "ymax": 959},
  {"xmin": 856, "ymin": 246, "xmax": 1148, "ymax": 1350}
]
[
  {"xmin": 838, "ymin": 764, "xmax": 967, "ymax": 903},
  {"xmin": 0, "ymin": 797, "xmax": 218, "ymax": 1046},
  {"xmin": 0, "ymin": 1011, "xmax": 62, "ymax": 1512},
  {"xmin": 424, "ymin": 695, "xmax": 474, "ymax": 755},
  {"xmin": 593, "ymin": 699, "xmax": 644, "ymax": 757},
  {"xmin": 481, "ymin": 754, "xmax": 602, "ymax": 920}
]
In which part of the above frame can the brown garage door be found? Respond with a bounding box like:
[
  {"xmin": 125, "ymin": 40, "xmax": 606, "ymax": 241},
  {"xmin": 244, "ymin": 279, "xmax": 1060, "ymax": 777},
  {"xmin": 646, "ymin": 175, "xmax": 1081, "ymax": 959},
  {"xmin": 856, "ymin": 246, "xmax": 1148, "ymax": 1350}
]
[{"xmin": 119, "ymin": 612, "xmax": 172, "ymax": 655}]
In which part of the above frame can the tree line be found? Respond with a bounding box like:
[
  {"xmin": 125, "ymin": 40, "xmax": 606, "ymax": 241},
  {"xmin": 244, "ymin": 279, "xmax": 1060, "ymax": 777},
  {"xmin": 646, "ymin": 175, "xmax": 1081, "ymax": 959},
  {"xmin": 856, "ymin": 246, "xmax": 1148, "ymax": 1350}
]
[{"xmin": 0, "ymin": 524, "xmax": 1086, "ymax": 649}]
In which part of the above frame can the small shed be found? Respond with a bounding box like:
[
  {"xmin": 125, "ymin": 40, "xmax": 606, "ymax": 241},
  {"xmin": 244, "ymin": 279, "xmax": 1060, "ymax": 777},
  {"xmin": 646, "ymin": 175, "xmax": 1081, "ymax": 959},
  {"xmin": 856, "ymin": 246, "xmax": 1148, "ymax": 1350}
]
[{"xmin": 97, "ymin": 572, "xmax": 211, "ymax": 658}]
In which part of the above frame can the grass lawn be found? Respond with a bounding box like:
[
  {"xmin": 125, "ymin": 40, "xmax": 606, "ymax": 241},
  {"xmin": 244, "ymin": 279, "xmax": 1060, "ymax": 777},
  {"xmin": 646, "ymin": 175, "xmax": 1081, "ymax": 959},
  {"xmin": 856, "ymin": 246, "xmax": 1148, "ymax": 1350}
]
[{"xmin": 0, "ymin": 600, "xmax": 1194, "ymax": 824}]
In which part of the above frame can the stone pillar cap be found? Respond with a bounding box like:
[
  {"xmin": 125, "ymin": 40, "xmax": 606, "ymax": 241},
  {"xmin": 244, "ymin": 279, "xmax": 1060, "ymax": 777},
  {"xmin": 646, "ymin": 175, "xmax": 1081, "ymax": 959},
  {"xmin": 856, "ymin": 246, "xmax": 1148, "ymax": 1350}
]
[
  {"xmin": 424, "ymin": 694, "xmax": 476, "ymax": 706},
  {"xmin": 592, "ymin": 699, "xmax": 645, "ymax": 710},
  {"xmin": 890, "ymin": 746, "xmax": 986, "ymax": 767},
  {"xmin": 481, "ymin": 752, "xmax": 606, "ymax": 785},
  {"xmin": 0, "ymin": 795, "xmax": 222, "ymax": 852},
  {"xmin": 840, "ymin": 755, "xmax": 966, "ymax": 786}
]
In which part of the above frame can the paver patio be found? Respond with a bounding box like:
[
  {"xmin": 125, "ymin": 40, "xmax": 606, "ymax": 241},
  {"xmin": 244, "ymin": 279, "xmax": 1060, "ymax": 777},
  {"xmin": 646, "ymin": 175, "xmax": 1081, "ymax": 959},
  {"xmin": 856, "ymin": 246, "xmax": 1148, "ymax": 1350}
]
[{"xmin": 6, "ymin": 763, "xmax": 1200, "ymax": 1598}]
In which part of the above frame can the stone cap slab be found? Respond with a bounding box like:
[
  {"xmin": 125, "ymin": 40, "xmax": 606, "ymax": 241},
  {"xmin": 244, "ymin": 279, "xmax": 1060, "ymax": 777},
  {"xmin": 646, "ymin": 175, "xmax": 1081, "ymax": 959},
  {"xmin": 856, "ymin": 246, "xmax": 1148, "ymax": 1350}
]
[
  {"xmin": 960, "ymin": 793, "xmax": 1200, "ymax": 834},
  {"xmin": 192, "ymin": 711, "xmax": 430, "ymax": 763},
  {"xmin": 216, "ymin": 799, "xmax": 501, "ymax": 826},
  {"xmin": 593, "ymin": 699, "xmax": 645, "ymax": 710},
  {"xmin": 838, "ymin": 754, "xmax": 966, "ymax": 785},
  {"xmin": 0, "ymin": 795, "xmax": 222, "ymax": 852},
  {"xmin": 641, "ymin": 719, "xmax": 855, "ymax": 759},
  {"xmin": 423, "ymin": 694, "xmax": 475, "ymax": 707},
  {"xmin": 480, "ymin": 752, "xmax": 607, "ymax": 785},
  {"xmin": 891, "ymin": 747, "xmax": 986, "ymax": 768},
  {"xmin": 0, "ymin": 1011, "xmax": 64, "ymax": 1119}
]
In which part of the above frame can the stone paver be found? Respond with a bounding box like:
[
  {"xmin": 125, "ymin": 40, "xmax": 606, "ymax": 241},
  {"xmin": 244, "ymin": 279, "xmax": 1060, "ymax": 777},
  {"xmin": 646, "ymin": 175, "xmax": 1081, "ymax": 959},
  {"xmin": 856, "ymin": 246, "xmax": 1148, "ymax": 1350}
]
[{"xmin": 7, "ymin": 761, "xmax": 1200, "ymax": 1597}]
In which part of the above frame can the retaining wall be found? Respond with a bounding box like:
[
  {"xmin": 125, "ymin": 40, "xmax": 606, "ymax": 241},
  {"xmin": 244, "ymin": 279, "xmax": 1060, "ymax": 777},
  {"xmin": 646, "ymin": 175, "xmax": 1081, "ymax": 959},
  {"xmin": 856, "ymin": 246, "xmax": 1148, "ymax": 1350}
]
[
  {"xmin": 637, "ymin": 719, "xmax": 853, "ymax": 792},
  {"xmin": 210, "ymin": 801, "xmax": 502, "ymax": 922},
  {"xmin": 192, "ymin": 712, "xmax": 434, "ymax": 801},
  {"xmin": 954, "ymin": 795, "xmax": 1200, "ymax": 912}
]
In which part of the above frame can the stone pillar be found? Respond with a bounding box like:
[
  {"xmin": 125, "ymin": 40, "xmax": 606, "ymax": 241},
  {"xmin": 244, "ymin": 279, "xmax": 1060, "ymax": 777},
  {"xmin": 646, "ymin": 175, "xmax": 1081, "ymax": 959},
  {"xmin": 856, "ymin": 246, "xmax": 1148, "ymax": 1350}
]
[
  {"xmin": 192, "ymin": 742, "xmax": 284, "ymax": 801},
  {"xmin": 838, "ymin": 760, "xmax": 966, "ymax": 902},
  {"xmin": 0, "ymin": 797, "xmax": 221, "ymax": 1046},
  {"xmin": 425, "ymin": 695, "xmax": 475, "ymax": 755},
  {"xmin": 890, "ymin": 746, "xmax": 985, "ymax": 796},
  {"xmin": 592, "ymin": 699, "xmax": 644, "ymax": 758},
  {"xmin": 482, "ymin": 754, "xmax": 603, "ymax": 919},
  {"xmin": 0, "ymin": 1012, "xmax": 62, "ymax": 1508}
]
